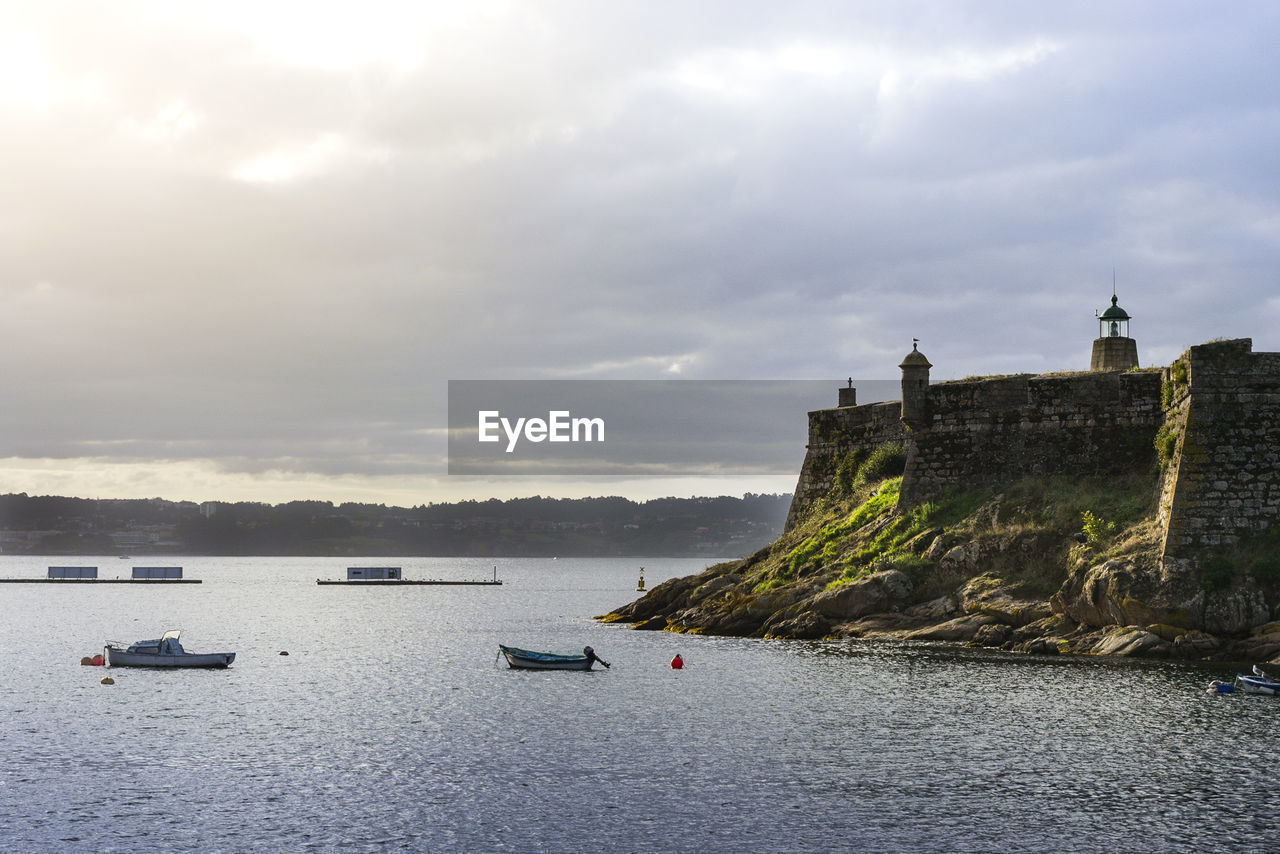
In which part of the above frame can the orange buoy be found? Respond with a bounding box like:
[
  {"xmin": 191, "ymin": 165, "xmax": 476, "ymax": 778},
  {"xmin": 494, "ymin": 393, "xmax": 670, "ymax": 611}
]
[
  {"xmin": 100, "ymin": 677, "xmax": 115, "ymax": 685},
  {"xmin": 670, "ymin": 654, "xmax": 683, "ymax": 669}
]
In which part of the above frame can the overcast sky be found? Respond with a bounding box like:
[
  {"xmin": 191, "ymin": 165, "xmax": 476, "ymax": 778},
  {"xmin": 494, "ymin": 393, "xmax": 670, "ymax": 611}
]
[{"xmin": 2, "ymin": 1, "xmax": 1278, "ymax": 505}]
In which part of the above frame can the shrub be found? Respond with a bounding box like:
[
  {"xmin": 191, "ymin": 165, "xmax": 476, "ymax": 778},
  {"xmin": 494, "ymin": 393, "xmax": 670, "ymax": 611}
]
[
  {"xmin": 1081, "ymin": 510, "xmax": 1116, "ymax": 544},
  {"xmin": 830, "ymin": 448, "xmax": 866, "ymax": 499},
  {"xmin": 1154, "ymin": 423, "xmax": 1179, "ymax": 467},
  {"xmin": 855, "ymin": 442, "xmax": 907, "ymax": 487}
]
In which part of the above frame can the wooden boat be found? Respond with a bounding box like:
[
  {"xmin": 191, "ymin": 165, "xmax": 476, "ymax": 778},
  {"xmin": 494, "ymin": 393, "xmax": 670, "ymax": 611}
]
[
  {"xmin": 105, "ymin": 630, "xmax": 235, "ymax": 668},
  {"xmin": 1234, "ymin": 665, "xmax": 1280, "ymax": 695},
  {"xmin": 499, "ymin": 644, "xmax": 609, "ymax": 670}
]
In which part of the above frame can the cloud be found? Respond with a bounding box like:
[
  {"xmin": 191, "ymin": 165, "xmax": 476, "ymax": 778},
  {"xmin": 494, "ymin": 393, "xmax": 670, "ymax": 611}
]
[{"xmin": 1, "ymin": 1, "xmax": 1278, "ymax": 502}]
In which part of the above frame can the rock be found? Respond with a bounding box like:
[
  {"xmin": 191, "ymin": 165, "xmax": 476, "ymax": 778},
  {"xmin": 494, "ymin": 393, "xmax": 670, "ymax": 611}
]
[
  {"xmin": 1011, "ymin": 614, "xmax": 1077, "ymax": 643},
  {"xmin": 904, "ymin": 613, "xmax": 997, "ymax": 642},
  {"xmin": 905, "ymin": 595, "xmax": 958, "ymax": 620},
  {"xmin": 1089, "ymin": 626, "xmax": 1170, "ymax": 657},
  {"xmin": 958, "ymin": 573, "xmax": 1052, "ymax": 627},
  {"xmin": 763, "ymin": 611, "xmax": 831, "ymax": 640},
  {"xmin": 1227, "ymin": 632, "xmax": 1280, "ymax": 663},
  {"xmin": 1051, "ymin": 557, "xmax": 1201, "ymax": 630},
  {"xmin": 1203, "ymin": 586, "xmax": 1271, "ymax": 635},
  {"xmin": 808, "ymin": 570, "xmax": 912, "ymax": 621},
  {"xmin": 925, "ymin": 534, "xmax": 955, "ymax": 561},
  {"xmin": 834, "ymin": 614, "xmax": 928, "ymax": 638},
  {"xmin": 1144, "ymin": 623, "xmax": 1187, "ymax": 642},
  {"xmin": 631, "ymin": 616, "xmax": 668, "ymax": 631},
  {"xmin": 904, "ymin": 527, "xmax": 944, "ymax": 555},
  {"xmin": 1019, "ymin": 637, "xmax": 1063, "ymax": 655},
  {"xmin": 973, "ymin": 623, "xmax": 1012, "ymax": 647},
  {"xmin": 1171, "ymin": 630, "xmax": 1221, "ymax": 658},
  {"xmin": 691, "ymin": 576, "xmax": 737, "ymax": 603},
  {"xmin": 940, "ymin": 542, "xmax": 984, "ymax": 573}
]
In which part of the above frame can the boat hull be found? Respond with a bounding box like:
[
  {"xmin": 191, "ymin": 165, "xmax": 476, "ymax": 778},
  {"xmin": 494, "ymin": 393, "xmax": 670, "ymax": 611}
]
[
  {"xmin": 499, "ymin": 645, "xmax": 593, "ymax": 670},
  {"xmin": 106, "ymin": 648, "xmax": 235, "ymax": 668},
  {"xmin": 1235, "ymin": 674, "xmax": 1280, "ymax": 695}
]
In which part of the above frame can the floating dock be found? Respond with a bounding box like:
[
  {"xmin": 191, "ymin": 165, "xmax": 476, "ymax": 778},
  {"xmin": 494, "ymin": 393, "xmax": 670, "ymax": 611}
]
[
  {"xmin": 317, "ymin": 565, "xmax": 503, "ymax": 586},
  {"xmin": 0, "ymin": 566, "xmax": 201, "ymax": 584},
  {"xmin": 316, "ymin": 578, "xmax": 503, "ymax": 586}
]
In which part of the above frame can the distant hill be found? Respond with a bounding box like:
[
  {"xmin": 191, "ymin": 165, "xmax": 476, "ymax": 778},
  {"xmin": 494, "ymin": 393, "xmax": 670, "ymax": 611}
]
[{"xmin": 0, "ymin": 492, "xmax": 791, "ymax": 558}]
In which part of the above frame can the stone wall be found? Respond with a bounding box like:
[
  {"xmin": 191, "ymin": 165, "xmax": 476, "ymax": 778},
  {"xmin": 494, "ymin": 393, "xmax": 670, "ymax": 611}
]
[
  {"xmin": 1159, "ymin": 339, "xmax": 1280, "ymax": 560},
  {"xmin": 898, "ymin": 370, "xmax": 1165, "ymax": 505},
  {"xmin": 788, "ymin": 339, "xmax": 1280, "ymax": 569},
  {"xmin": 784, "ymin": 400, "xmax": 904, "ymax": 529}
]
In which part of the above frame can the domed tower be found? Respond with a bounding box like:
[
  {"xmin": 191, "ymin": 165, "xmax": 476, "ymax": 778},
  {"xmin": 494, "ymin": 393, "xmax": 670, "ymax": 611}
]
[
  {"xmin": 900, "ymin": 340, "xmax": 932, "ymax": 430},
  {"xmin": 1090, "ymin": 292, "xmax": 1139, "ymax": 371}
]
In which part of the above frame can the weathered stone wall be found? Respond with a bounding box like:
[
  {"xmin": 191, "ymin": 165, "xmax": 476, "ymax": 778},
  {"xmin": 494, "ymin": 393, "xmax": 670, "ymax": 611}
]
[
  {"xmin": 788, "ymin": 339, "xmax": 1280, "ymax": 565},
  {"xmin": 784, "ymin": 401, "xmax": 904, "ymax": 529},
  {"xmin": 897, "ymin": 370, "xmax": 1165, "ymax": 505},
  {"xmin": 1160, "ymin": 339, "xmax": 1280, "ymax": 559}
]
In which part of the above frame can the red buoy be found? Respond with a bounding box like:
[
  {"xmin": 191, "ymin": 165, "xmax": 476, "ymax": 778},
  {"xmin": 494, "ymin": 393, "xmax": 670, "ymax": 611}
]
[
  {"xmin": 670, "ymin": 654, "xmax": 683, "ymax": 669},
  {"xmin": 90, "ymin": 654, "xmax": 104, "ymax": 667}
]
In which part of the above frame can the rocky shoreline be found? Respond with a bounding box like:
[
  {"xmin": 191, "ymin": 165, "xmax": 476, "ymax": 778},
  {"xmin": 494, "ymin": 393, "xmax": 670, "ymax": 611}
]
[{"xmin": 598, "ymin": 484, "xmax": 1280, "ymax": 666}]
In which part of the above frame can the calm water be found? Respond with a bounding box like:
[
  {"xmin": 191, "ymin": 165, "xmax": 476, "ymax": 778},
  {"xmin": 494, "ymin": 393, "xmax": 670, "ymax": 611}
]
[{"xmin": 1, "ymin": 555, "xmax": 1276, "ymax": 853}]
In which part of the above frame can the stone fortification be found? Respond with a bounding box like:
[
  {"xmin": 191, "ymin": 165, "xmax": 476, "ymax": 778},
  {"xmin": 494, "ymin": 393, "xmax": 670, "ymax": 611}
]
[
  {"xmin": 784, "ymin": 400, "xmax": 904, "ymax": 529},
  {"xmin": 789, "ymin": 336, "xmax": 1280, "ymax": 576},
  {"xmin": 786, "ymin": 369, "xmax": 1164, "ymax": 529},
  {"xmin": 1158, "ymin": 339, "xmax": 1280, "ymax": 561},
  {"xmin": 898, "ymin": 370, "xmax": 1164, "ymax": 506}
]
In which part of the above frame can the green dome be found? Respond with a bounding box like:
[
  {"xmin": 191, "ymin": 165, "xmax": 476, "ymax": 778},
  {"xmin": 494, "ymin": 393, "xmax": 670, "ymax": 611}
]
[{"xmin": 1100, "ymin": 295, "xmax": 1130, "ymax": 320}]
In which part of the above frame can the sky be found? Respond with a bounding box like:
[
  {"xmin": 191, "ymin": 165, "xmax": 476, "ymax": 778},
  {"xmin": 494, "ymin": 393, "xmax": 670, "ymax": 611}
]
[{"xmin": 1, "ymin": 1, "xmax": 1278, "ymax": 506}]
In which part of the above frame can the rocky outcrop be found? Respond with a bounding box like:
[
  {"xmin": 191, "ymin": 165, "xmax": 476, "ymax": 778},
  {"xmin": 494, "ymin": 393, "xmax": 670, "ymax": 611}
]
[
  {"xmin": 959, "ymin": 574, "xmax": 1052, "ymax": 627},
  {"xmin": 600, "ymin": 481, "xmax": 1280, "ymax": 661}
]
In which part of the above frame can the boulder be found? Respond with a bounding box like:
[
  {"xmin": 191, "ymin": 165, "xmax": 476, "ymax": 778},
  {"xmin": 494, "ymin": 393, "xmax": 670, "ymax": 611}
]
[
  {"xmin": 762, "ymin": 611, "xmax": 831, "ymax": 640},
  {"xmin": 973, "ymin": 623, "xmax": 1013, "ymax": 647},
  {"xmin": 1051, "ymin": 557, "xmax": 1200, "ymax": 630},
  {"xmin": 1089, "ymin": 626, "xmax": 1170, "ymax": 658},
  {"xmin": 1011, "ymin": 614, "xmax": 1077, "ymax": 643},
  {"xmin": 631, "ymin": 616, "xmax": 668, "ymax": 631},
  {"xmin": 904, "ymin": 613, "xmax": 997, "ymax": 642},
  {"xmin": 958, "ymin": 574, "xmax": 1052, "ymax": 627},
  {"xmin": 1203, "ymin": 586, "xmax": 1271, "ymax": 636},
  {"xmin": 940, "ymin": 541, "xmax": 985, "ymax": 573},
  {"xmin": 809, "ymin": 570, "xmax": 912, "ymax": 622},
  {"xmin": 905, "ymin": 595, "xmax": 958, "ymax": 620},
  {"xmin": 1170, "ymin": 630, "xmax": 1221, "ymax": 658},
  {"xmin": 834, "ymin": 614, "xmax": 928, "ymax": 638}
]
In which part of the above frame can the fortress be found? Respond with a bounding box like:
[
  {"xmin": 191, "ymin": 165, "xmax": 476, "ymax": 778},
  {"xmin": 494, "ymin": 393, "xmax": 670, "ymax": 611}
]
[{"xmin": 787, "ymin": 295, "xmax": 1280, "ymax": 572}]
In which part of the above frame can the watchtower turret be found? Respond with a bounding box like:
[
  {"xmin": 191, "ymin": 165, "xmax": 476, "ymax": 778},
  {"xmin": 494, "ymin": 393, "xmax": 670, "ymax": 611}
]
[
  {"xmin": 900, "ymin": 341, "xmax": 932, "ymax": 430},
  {"xmin": 1090, "ymin": 292, "xmax": 1139, "ymax": 371}
]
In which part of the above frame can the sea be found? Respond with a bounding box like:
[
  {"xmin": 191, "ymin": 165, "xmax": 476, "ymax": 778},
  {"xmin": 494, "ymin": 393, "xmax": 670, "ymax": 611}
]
[{"xmin": 0, "ymin": 555, "xmax": 1276, "ymax": 853}]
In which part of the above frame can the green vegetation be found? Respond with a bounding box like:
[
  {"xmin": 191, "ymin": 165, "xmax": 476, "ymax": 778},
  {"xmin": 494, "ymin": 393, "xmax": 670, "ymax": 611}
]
[
  {"xmin": 828, "ymin": 486, "xmax": 986, "ymax": 590},
  {"xmin": 788, "ymin": 478, "xmax": 902, "ymax": 579},
  {"xmin": 1162, "ymin": 360, "xmax": 1188, "ymax": 410},
  {"xmin": 828, "ymin": 442, "xmax": 907, "ymax": 501},
  {"xmin": 1154, "ymin": 423, "xmax": 1179, "ymax": 467},
  {"xmin": 1081, "ymin": 509, "xmax": 1116, "ymax": 544}
]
